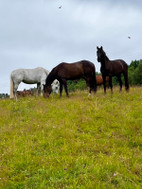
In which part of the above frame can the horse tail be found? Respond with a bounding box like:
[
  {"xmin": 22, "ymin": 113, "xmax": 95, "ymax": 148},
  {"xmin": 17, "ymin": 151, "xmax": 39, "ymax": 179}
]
[
  {"xmin": 123, "ymin": 63, "xmax": 129, "ymax": 91},
  {"xmin": 10, "ymin": 75, "xmax": 14, "ymax": 99}
]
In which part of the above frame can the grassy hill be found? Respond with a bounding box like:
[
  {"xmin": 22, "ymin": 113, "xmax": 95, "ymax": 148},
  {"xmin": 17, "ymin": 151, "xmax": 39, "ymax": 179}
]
[{"xmin": 0, "ymin": 87, "xmax": 142, "ymax": 188}]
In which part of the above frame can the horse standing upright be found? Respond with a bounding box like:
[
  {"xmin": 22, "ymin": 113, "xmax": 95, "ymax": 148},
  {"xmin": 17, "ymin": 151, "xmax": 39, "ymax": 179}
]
[
  {"xmin": 43, "ymin": 60, "xmax": 97, "ymax": 97},
  {"xmin": 96, "ymin": 46, "xmax": 129, "ymax": 93},
  {"xmin": 10, "ymin": 67, "xmax": 59, "ymax": 100}
]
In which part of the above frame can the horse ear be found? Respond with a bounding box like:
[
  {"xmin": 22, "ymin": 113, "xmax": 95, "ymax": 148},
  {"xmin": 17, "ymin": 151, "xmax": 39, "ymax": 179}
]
[
  {"xmin": 97, "ymin": 46, "xmax": 99, "ymax": 50},
  {"xmin": 100, "ymin": 46, "xmax": 103, "ymax": 50}
]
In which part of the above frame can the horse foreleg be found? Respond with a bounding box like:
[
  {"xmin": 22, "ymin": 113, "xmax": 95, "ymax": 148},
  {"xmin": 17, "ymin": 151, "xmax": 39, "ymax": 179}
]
[
  {"xmin": 37, "ymin": 83, "xmax": 40, "ymax": 96},
  {"xmin": 40, "ymin": 84, "xmax": 44, "ymax": 96},
  {"xmin": 102, "ymin": 75, "xmax": 106, "ymax": 94},
  {"xmin": 40, "ymin": 81, "xmax": 46, "ymax": 96},
  {"xmin": 63, "ymin": 80, "xmax": 69, "ymax": 97},
  {"xmin": 14, "ymin": 90, "xmax": 17, "ymax": 101},
  {"xmin": 59, "ymin": 82, "xmax": 63, "ymax": 97},
  {"xmin": 109, "ymin": 76, "xmax": 113, "ymax": 93}
]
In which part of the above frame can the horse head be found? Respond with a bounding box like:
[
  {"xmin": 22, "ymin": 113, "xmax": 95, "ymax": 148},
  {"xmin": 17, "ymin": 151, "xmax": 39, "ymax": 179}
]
[
  {"xmin": 97, "ymin": 46, "xmax": 104, "ymax": 62},
  {"xmin": 43, "ymin": 85, "xmax": 52, "ymax": 98}
]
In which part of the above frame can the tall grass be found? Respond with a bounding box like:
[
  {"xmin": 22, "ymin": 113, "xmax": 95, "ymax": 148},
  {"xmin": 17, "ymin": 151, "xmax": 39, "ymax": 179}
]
[{"xmin": 0, "ymin": 87, "xmax": 142, "ymax": 188}]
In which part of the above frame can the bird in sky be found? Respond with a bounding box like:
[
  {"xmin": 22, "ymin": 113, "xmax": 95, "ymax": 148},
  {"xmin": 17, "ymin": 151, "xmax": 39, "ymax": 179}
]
[
  {"xmin": 59, "ymin": 6, "xmax": 62, "ymax": 9},
  {"xmin": 128, "ymin": 36, "xmax": 131, "ymax": 39}
]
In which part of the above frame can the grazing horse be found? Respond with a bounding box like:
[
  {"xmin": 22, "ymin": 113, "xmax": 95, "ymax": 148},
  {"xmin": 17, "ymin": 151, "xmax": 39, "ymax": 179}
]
[
  {"xmin": 17, "ymin": 90, "xmax": 33, "ymax": 97},
  {"xmin": 43, "ymin": 60, "xmax": 97, "ymax": 97},
  {"xmin": 75, "ymin": 75, "xmax": 109, "ymax": 86},
  {"xmin": 96, "ymin": 46, "xmax": 129, "ymax": 93},
  {"xmin": 10, "ymin": 67, "xmax": 59, "ymax": 100}
]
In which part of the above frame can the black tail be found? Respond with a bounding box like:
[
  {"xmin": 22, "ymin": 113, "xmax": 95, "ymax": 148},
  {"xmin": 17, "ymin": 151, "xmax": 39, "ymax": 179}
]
[{"xmin": 122, "ymin": 63, "xmax": 129, "ymax": 91}]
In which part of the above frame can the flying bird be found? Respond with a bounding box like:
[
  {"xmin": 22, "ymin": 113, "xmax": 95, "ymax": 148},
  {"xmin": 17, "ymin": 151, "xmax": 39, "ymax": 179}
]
[
  {"xmin": 59, "ymin": 6, "xmax": 62, "ymax": 9},
  {"xmin": 128, "ymin": 36, "xmax": 131, "ymax": 39}
]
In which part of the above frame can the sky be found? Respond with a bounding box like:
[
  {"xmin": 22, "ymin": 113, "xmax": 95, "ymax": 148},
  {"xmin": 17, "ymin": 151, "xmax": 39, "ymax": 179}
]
[{"xmin": 0, "ymin": 0, "xmax": 142, "ymax": 94}]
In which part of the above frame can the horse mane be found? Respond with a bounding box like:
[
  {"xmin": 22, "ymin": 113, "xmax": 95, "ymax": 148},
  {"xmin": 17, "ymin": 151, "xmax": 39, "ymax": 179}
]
[
  {"xmin": 45, "ymin": 69, "xmax": 49, "ymax": 76},
  {"xmin": 102, "ymin": 50, "xmax": 109, "ymax": 61},
  {"xmin": 45, "ymin": 68, "xmax": 56, "ymax": 85}
]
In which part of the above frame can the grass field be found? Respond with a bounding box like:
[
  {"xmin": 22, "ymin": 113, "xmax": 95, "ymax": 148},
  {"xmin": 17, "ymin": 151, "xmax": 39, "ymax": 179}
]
[{"xmin": 0, "ymin": 87, "xmax": 142, "ymax": 188}]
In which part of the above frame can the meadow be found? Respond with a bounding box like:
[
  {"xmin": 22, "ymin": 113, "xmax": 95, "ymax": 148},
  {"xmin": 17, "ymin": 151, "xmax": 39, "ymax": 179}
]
[{"xmin": 0, "ymin": 87, "xmax": 142, "ymax": 188}]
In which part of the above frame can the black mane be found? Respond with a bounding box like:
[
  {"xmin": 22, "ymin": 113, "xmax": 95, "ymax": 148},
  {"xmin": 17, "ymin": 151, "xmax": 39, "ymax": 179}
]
[{"xmin": 45, "ymin": 68, "xmax": 56, "ymax": 85}]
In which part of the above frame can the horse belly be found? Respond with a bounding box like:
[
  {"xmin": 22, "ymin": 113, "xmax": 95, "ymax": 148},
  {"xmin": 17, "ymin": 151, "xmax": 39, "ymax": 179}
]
[
  {"xmin": 23, "ymin": 75, "xmax": 41, "ymax": 84},
  {"xmin": 23, "ymin": 71, "xmax": 45, "ymax": 84},
  {"xmin": 22, "ymin": 79, "xmax": 39, "ymax": 84}
]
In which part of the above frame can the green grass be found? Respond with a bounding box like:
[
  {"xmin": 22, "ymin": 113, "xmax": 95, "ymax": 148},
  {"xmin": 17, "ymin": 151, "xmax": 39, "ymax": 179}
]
[{"xmin": 0, "ymin": 87, "xmax": 142, "ymax": 188}]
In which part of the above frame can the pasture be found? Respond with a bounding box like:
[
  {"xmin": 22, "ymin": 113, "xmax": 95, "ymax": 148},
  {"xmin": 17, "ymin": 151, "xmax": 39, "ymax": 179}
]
[{"xmin": 0, "ymin": 87, "xmax": 142, "ymax": 188}]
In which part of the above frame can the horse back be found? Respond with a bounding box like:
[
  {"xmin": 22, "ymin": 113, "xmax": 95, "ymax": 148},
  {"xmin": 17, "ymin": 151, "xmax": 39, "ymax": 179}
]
[
  {"xmin": 11, "ymin": 68, "xmax": 47, "ymax": 84},
  {"xmin": 56, "ymin": 60, "xmax": 95, "ymax": 79},
  {"xmin": 104, "ymin": 59, "xmax": 128, "ymax": 76}
]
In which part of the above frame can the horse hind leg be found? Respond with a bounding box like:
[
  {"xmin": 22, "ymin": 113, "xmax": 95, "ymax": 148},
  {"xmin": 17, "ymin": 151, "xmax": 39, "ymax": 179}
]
[
  {"xmin": 123, "ymin": 72, "xmax": 129, "ymax": 91},
  {"xmin": 117, "ymin": 75, "xmax": 122, "ymax": 92},
  {"xmin": 84, "ymin": 77, "xmax": 91, "ymax": 94},
  {"xmin": 89, "ymin": 80, "xmax": 95, "ymax": 94},
  {"xmin": 13, "ymin": 82, "xmax": 19, "ymax": 101},
  {"xmin": 59, "ymin": 82, "xmax": 63, "ymax": 97}
]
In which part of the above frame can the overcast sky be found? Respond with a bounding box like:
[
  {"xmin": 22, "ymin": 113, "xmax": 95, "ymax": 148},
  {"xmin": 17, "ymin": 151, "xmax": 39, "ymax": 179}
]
[{"xmin": 0, "ymin": 0, "xmax": 142, "ymax": 94}]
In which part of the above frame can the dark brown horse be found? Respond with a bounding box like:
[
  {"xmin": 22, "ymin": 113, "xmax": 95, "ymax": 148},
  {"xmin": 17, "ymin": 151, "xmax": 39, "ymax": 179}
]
[
  {"xmin": 96, "ymin": 46, "xmax": 129, "ymax": 93},
  {"xmin": 43, "ymin": 60, "xmax": 97, "ymax": 97}
]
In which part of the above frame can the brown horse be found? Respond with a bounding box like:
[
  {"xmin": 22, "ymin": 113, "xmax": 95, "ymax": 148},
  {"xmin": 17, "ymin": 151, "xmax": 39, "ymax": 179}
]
[
  {"xmin": 96, "ymin": 75, "xmax": 109, "ymax": 86},
  {"xmin": 96, "ymin": 46, "xmax": 129, "ymax": 93},
  {"xmin": 75, "ymin": 75, "xmax": 109, "ymax": 86},
  {"xmin": 43, "ymin": 60, "xmax": 97, "ymax": 97},
  {"xmin": 17, "ymin": 90, "xmax": 33, "ymax": 97}
]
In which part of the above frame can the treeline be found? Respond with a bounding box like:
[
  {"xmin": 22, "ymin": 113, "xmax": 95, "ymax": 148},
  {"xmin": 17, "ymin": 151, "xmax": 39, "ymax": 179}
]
[
  {"xmin": 128, "ymin": 59, "xmax": 142, "ymax": 85},
  {"xmin": 0, "ymin": 93, "xmax": 9, "ymax": 99}
]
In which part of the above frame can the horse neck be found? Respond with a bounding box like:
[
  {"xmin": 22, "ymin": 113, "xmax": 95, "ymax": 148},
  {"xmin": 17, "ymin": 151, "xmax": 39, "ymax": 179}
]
[
  {"xmin": 45, "ymin": 70, "xmax": 56, "ymax": 86},
  {"xmin": 101, "ymin": 55, "xmax": 110, "ymax": 68}
]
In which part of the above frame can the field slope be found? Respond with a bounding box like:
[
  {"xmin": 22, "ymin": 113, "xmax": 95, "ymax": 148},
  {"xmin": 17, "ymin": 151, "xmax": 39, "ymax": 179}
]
[{"xmin": 0, "ymin": 87, "xmax": 142, "ymax": 188}]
